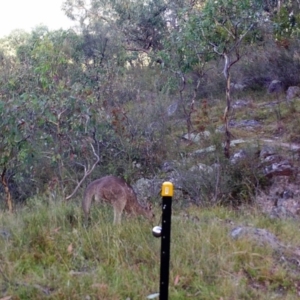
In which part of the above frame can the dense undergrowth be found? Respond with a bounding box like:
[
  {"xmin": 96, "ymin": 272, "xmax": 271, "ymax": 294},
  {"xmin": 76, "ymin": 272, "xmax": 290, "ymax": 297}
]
[{"xmin": 1, "ymin": 199, "xmax": 300, "ymax": 299}]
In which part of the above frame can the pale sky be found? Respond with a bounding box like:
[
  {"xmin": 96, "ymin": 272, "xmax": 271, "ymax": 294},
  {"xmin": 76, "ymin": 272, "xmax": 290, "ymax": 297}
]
[{"xmin": 0, "ymin": 0, "xmax": 75, "ymax": 37}]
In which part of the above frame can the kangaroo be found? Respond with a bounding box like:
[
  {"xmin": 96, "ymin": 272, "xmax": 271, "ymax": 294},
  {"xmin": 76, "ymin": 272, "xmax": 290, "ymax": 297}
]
[{"xmin": 82, "ymin": 175, "xmax": 154, "ymax": 224}]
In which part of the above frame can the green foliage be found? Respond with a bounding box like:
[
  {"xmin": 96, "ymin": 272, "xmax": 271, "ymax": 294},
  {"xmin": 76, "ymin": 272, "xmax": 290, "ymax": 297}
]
[
  {"xmin": 174, "ymin": 142, "xmax": 268, "ymax": 207},
  {"xmin": 0, "ymin": 94, "xmax": 37, "ymax": 199},
  {"xmin": 114, "ymin": 0, "xmax": 168, "ymax": 52},
  {"xmin": 218, "ymin": 155, "xmax": 268, "ymax": 206},
  {"xmin": 160, "ymin": 6, "xmax": 210, "ymax": 74},
  {"xmin": 0, "ymin": 0, "xmax": 299, "ymax": 209},
  {"xmin": 272, "ymin": 7, "xmax": 300, "ymax": 40},
  {"xmin": 201, "ymin": 0, "xmax": 263, "ymax": 52}
]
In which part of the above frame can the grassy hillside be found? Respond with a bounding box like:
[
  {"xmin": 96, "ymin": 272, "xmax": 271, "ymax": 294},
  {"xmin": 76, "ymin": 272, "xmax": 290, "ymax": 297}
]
[{"xmin": 1, "ymin": 198, "xmax": 300, "ymax": 299}]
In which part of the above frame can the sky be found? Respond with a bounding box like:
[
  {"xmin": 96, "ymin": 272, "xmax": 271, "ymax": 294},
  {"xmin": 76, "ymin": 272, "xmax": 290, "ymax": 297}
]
[{"xmin": 0, "ymin": 0, "xmax": 75, "ymax": 37}]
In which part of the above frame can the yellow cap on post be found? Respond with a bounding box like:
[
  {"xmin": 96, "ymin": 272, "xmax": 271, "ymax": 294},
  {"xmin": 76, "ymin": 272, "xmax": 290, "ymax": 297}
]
[{"xmin": 161, "ymin": 181, "xmax": 174, "ymax": 197}]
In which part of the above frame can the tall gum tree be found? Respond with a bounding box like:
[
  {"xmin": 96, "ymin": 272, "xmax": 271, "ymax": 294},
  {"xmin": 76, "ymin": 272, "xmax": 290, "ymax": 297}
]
[
  {"xmin": 199, "ymin": 0, "xmax": 263, "ymax": 158},
  {"xmin": 157, "ymin": 0, "xmax": 212, "ymax": 139},
  {"xmin": 62, "ymin": 0, "xmax": 168, "ymax": 53}
]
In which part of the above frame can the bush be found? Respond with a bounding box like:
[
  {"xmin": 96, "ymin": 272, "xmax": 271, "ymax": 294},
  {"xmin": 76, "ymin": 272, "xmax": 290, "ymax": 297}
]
[{"xmin": 176, "ymin": 145, "xmax": 269, "ymax": 207}]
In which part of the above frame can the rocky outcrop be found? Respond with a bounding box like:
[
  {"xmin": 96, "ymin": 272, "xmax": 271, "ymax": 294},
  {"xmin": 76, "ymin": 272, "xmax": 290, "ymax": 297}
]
[
  {"xmin": 256, "ymin": 176, "xmax": 300, "ymax": 220},
  {"xmin": 268, "ymin": 80, "xmax": 284, "ymax": 94},
  {"xmin": 230, "ymin": 226, "xmax": 282, "ymax": 249},
  {"xmin": 136, "ymin": 137, "xmax": 300, "ymax": 220},
  {"xmin": 259, "ymin": 145, "xmax": 295, "ymax": 178},
  {"xmin": 286, "ymin": 86, "xmax": 300, "ymax": 100}
]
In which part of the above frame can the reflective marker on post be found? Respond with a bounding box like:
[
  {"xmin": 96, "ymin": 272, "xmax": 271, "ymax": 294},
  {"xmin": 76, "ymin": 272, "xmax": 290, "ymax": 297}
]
[
  {"xmin": 159, "ymin": 181, "xmax": 173, "ymax": 300},
  {"xmin": 161, "ymin": 181, "xmax": 173, "ymax": 197}
]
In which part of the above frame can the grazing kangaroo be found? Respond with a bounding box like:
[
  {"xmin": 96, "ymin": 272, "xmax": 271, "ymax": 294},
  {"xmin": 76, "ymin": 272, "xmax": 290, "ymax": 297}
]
[{"xmin": 82, "ymin": 175, "xmax": 154, "ymax": 224}]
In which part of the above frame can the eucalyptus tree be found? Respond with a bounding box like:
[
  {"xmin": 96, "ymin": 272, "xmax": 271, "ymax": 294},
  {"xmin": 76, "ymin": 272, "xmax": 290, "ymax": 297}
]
[
  {"xmin": 197, "ymin": 0, "xmax": 264, "ymax": 158},
  {"xmin": 62, "ymin": 1, "xmax": 270, "ymax": 171},
  {"xmin": 154, "ymin": 0, "xmax": 212, "ymax": 138},
  {"xmin": 0, "ymin": 27, "xmax": 92, "ymax": 205},
  {"xmin": 0, "ymin": 93, "xmax": 39, "ymax": 210},
  {"xmin": 59, "ymin": 0, "xmax": 173, "ymax": 181},
  {"xmin": 62, "ymin": 0, "xmax": 168, "ymax": 52}
]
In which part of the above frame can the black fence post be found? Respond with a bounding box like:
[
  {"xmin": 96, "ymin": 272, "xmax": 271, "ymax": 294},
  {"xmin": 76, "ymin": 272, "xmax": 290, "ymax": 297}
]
[{"xmin": 159, "ymin": 181, "xmax": 173, "ymax": 300}]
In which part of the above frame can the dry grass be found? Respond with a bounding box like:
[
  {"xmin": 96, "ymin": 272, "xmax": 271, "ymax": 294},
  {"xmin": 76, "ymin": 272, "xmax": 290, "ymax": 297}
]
[{"xmin": 1, "ymin": 200, "xmax": 300, "ymax": 299}]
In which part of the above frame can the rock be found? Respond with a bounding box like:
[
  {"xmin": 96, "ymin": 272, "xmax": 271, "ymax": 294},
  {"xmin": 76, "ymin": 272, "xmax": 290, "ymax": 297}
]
[
  {"xmin": 161, "ymin": 161, "xmax": 177, "ymax": 173},
  {"xmin": 0, "ymin": 229, "xmax": 11, "ymax": 240},
  {"xmin": 189, "ymin": 163, "xmax": 213, "ymax": 174},
  {"xmin": 183, "ymin": 132, "xmax": 211, "ymax": 144},
  {"xmin": 270, "ymin": 206, "xmax": 297, "ymax": 220},
  {"xmin": 193, "ymin": 145, "xmax": 216, "ymax": 155},
  {"xmin": 133, "ymin": 178, "xmax": 162, "ymax": 202},
  {"xmin": 230, "ymin": 83, "xmax": 246, "ymax": 91},
  {"xmin": 263, "ymin": 154, "xmax": 281, "ymax": 163},
  {"xmin": 193, "ymin": 139, "xmax": 247, "ymax": 156},
  {"xmin": 260, "ymin": 139, "xmax": 300, "ymax": 152},
  {"xmin": 260, "ymin": 145, "xmax": 277, "ymax": 160},
  {"xmin": 230, "ymin": 139, "xmax": 247, "ymax": 146},
  {"xmin": 133, "ymin": 176, "xmax": 184, "ymax": 202},
  {"xmin": 264, "ymin": 161, "xmax": 294, "ymax": 177},
  {"xmin": 230, "ymin": 226, "xmax": 282, "ymax": 249},
  {"xmin": 164, "ymin": 171, "xmax": 184, "ymax": 190},
  {"xmin": 268, "ymin": 80, "xmax": 284, "ymax": 94},
  {"xmin": 229, "ymin": 119, "xmax": 261, "ymax": 129},
  {"xmin": 282, "ymin": 189, "xmax": 294, "ymax": 199},
  {"xmin": 230, "ymin": 149, "xmax": 247, "ymax": 164},
  {"xmin": 232, "ymin": 99, "xmax": 249, "ymax": 109},
  {"xmin": 167, "ymin": 102, "xmax": 178, "ymax": 116},
  {"xmin": 286, "ymin": 86, "xmax": 300, "ymax": 100}
]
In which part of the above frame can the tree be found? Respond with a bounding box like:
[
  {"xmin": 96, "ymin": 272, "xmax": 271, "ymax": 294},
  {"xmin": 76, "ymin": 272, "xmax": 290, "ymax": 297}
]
[
  {"xmin": 199, "ymin": 0, "xmax": 263, "ymax": 157},
  {"xmin": 157, "ymin": 0, "xmax": 212, "ymax": 139},
  {"xmin": 0, "ymin": 95, "xmax": 37, "ymax": 211}
]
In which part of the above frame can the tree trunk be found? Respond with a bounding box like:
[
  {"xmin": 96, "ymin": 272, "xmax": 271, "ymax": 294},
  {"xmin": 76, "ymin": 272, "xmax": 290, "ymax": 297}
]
[
  {"xmin": 1, "ymin": 167, "xmax": 13, "ymax": 212},
  {"xmin": 223, "ymin": 53, "xmax": 231, "ymax": 159}
]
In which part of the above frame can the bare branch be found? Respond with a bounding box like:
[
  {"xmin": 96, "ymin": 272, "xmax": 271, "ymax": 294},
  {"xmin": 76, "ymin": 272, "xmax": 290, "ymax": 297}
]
[{"xmin": 65, "ymin": 143, "xmax": 100, "ymax": 201}]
